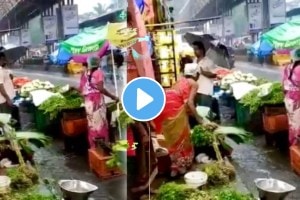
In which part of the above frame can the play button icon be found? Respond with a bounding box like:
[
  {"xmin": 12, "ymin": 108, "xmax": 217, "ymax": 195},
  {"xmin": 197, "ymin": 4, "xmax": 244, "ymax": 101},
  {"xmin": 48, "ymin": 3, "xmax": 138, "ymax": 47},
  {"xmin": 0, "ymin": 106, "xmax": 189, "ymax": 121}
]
[
  {"xmin": 136, "ymin": 88, "xmax": 153, "ymax": 111},
  {"xmin": 121, "ymin": 77, "xmax": 166, "ymax": 121}
]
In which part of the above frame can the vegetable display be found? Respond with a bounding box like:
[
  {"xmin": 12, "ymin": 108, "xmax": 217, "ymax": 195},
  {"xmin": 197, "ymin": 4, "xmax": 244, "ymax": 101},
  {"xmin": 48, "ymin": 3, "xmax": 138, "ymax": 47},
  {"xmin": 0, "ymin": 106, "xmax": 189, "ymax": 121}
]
[
  {"xmin": 155, "ymin": 182, "xmax": 254, "ymax": 200},
  {"xmin": 13, "ymin": 77, "xmax": 31, "ymax": 88},
  {"xmin": 20, "ymin": 79, "xmax": 55, "ymax": 97},
  {"xmin": 38, "ymin": 89, "xmax": 83, "ymax": 120},
  {"xmin": 240, "ymin": 82, "xmax": 284, "ymax": 113},
  {"xmin": 221, "ymin": 71, "xmax": 257, "ymax": 89}
]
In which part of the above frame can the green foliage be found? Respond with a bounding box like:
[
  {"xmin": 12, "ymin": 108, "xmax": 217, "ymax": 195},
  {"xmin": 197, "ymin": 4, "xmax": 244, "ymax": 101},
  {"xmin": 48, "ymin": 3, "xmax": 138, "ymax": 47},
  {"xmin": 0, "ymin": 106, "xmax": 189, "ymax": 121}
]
[
  {"xmin": 201, "ymin": 162, "xmax": 236, "ymax": 187},
  {"xmin": 118, "ymin": 110, "xmax": 135, "ymax": 129},
  {"xmin": 211, "ymin": 187, "xmax": 254, "ymax": 200},
  {"xmin": 155, "ymin": 182, "xmax": 254, "ymax": 200},
  {"xmin": 7, "ymin": 166, "xmax": 39, "ymax": 190},
  {"xmin": 106, "ymin": 140, "xmax": 129, "ymax": 168},
  {"xmin": 191, "ymin": 125, "xmax": 214, "ymax": 147},
  {"xmin": 156, "ymin": 182, "xmax": 189, "ymax": 200},
  {"xmin": 240, "ymin": 82, "xmax": 284, "ymax": 114},
  {"xmin": 39, "ymin": 90, "xmax": 83, "ymax": 120}
]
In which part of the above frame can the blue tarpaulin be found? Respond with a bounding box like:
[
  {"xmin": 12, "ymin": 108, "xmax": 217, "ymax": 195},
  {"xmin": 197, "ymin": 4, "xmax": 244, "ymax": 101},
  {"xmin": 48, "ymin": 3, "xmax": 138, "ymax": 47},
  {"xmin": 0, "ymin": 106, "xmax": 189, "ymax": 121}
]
[
  {"xmin": 250, "ymin": 40, "xmax": 274, "ymax": 56},
  {"xmin": 50, "ymin": 48, "xmax": 72, "ymax": 65}
]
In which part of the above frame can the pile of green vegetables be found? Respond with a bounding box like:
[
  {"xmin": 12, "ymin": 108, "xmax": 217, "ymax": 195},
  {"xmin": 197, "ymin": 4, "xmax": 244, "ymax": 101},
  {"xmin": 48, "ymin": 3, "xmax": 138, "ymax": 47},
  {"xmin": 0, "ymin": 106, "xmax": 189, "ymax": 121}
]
[
  {"xmin": 39, "ymin": 89, "xmax": 83, "ymax": 120},
  {"xmin": 201, "ymin": 161, "xmax": 236, "ymax": 186},
  {"xmin": 240, "ymin": 82, "xmax": 284, "ymax": 113},
  {"xmin": 155, "ymin": 182, "xmax": 254, "ymax": 200}
]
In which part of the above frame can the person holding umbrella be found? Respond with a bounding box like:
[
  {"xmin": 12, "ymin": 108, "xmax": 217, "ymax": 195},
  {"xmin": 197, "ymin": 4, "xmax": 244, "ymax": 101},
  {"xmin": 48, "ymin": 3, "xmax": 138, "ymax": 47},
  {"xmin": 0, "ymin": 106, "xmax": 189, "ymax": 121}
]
[
  {"xmin": 192, "ymin": 41, "xmax": 217, "ymax": 108},
  {"xmin": 0, "ymin": 52, "xmax": 15, "ymax": 113}
]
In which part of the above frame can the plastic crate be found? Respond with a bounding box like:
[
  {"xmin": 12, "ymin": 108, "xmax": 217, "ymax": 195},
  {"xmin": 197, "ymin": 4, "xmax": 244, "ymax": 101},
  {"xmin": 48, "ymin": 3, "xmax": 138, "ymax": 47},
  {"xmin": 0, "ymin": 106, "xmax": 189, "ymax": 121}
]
[
  {"xmin": 263, "ymin": 114, "xmax": 288, "ymax": 134},
  {"xmin": 290, "ymin": 145, "xmax": 300, "ymax": 175},
  {"xmin": 61, "ymin": 118, "xmax": 88, "ymax": 137},
  {"xmin": 263, "ymin": 104, "xmax": 286, "ymax": 116},
  {"xmin": 235, "ymin": 103, "xmax": 251, "ymax": 127},
  {"xmin": 88, "ymin": 149, "xmax": 123, "ymax": 180},
  {"xmin": 34, "ymin": 109, "xmax": 50, "ymax": 132}
]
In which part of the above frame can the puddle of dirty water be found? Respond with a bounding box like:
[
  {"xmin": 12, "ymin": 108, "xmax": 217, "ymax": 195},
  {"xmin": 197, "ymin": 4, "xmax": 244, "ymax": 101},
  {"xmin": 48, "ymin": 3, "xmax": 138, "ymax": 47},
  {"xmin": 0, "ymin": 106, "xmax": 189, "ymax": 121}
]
[
  {"xmin": 34, "ymin": 141, "xmax": 127, "ymax": 200},
  {"xmin": 232, "ymin": 135, "xmax": 300, "ymax": 200}
]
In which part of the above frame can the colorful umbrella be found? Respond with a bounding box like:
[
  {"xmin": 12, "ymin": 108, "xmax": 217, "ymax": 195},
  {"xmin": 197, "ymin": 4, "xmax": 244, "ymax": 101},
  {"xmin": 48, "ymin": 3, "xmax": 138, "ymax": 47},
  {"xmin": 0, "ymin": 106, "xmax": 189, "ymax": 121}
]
[
  {"xmin": 60, "ymin": 26, "xmax": 108, "ymax": 55},
  {"xmin": 262, "ymin": 19, "xmax": 300, "ymax": 49},
  {"xmin": 72, "ymin": 41, "xmax": 109, "ymax": 63}
]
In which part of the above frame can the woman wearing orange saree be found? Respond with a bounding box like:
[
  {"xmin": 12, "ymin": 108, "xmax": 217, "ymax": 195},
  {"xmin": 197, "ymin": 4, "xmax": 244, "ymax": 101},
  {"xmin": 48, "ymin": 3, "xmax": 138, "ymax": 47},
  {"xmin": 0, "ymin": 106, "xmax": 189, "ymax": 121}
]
[{"xmin": 153, "ymin": 62, "xmax": 203, "ymax": 177}]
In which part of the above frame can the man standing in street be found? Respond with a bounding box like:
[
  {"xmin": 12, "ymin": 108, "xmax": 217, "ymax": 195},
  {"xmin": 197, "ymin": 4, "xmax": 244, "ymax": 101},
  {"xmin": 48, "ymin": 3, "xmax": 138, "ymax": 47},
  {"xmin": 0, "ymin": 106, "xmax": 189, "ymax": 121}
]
[
  {"xmin": 0, "ymin": 52, "xmax": 15, "ymax": 113},
  {"xmin": 193, "ymin": 41, "xmax": 217, "ymax": 108}
]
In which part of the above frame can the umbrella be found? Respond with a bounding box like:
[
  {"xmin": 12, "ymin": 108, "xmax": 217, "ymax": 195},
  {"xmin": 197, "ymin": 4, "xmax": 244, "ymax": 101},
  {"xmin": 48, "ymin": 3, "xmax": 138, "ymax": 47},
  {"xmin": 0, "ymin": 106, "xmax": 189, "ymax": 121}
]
[
  {"xmin": 0, "ymin": 44, "xmax": 27, "ymax": 63},
  {"xmin": 60, "ymin": 26, "xmax": 108, "ymax": 55},
  {"xmin": 72, "ymin": 41, "xmax": 109, "ymax": 63},
  {"xmin": 262, "ymin": 19, "xmax": 300, "ymax": 49},
  {"xmin": 184, "ymin": 33, "xmax": 231, "ymax": 68},
  {"xmin": 184, "ymin": 32, "xmax": 215, "ymax": 50}
]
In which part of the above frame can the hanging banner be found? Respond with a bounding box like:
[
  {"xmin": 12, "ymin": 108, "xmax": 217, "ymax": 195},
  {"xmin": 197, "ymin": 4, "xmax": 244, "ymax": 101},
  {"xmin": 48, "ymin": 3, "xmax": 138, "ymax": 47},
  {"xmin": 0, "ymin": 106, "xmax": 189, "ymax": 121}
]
[
  {"xmin": 224, "ymin": 16, "xmax": 234, "ymax": 36},
  {"xmin": 247, "ymin": 2, "xmax": 263, "ymax": 32},
  {"xmin": 107, "ymin": 22, "xmax": 138, "ymax": 48},
  {"xmin": 8, "ymin": 31, "xmax": 20, "ymax": 46},
  {"xmin": 21, "ymin": 29, "xmax": 31, "ymax": 46},
  {"xmin": 62, "ymin": 5, "xmax": 79, "ymax": 36},
  {"xmin": 43, "ymin": 16, "xmax": 58, "ymax": 42},
  {"xmin": 269, "ymin": 0, "xmax": 286, "ymax": 25}
]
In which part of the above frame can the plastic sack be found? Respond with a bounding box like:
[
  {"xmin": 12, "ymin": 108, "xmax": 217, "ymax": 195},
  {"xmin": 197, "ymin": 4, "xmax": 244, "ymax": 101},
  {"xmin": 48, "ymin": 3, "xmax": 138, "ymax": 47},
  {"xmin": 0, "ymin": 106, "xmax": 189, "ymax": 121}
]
[
  {"xmin": 30, "ymin": 90, "xmax": 58, "ymax": 107},
  {"xmin": 231, "ymin": 82, "xmax": 257, "ymax": 100}
]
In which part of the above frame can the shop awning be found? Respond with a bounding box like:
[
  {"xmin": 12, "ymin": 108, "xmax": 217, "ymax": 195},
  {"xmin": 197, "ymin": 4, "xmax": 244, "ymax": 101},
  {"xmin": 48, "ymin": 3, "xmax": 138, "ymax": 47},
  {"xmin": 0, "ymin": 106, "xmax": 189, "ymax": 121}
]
[{"xmin": 262, "ymin": 19, "xmax": 300, "ymax": 49}]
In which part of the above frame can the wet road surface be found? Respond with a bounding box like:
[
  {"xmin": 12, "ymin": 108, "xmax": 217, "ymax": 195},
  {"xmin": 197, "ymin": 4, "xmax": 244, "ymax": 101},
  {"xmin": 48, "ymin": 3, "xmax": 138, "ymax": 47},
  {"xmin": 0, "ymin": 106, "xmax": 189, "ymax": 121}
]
[
  {"xmin": 13, "ymin": 62, "xmax": 300, "ymax": 199},
  {"xmin": 14, "ymin": 67, "xmax": 128, "ymax": 199},
  {"xmin": 235, "ymin": 61, "xmax": 299, "ymax": 199}
]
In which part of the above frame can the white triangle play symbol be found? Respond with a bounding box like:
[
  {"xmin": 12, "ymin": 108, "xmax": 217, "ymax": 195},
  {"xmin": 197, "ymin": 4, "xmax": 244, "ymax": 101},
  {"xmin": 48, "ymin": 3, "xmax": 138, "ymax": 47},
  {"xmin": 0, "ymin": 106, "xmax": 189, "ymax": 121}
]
[{"xmin": 136, "ymin": 88, "xmax": 154, "ymax": 111}]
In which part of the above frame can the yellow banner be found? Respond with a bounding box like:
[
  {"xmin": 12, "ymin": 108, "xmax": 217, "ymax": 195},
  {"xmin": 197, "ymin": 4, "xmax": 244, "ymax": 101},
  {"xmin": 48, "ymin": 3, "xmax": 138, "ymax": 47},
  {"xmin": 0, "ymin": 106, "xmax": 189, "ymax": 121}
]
[{"xmin": 107, "ymin": 22, "xmax": 138, "ymax": 48}]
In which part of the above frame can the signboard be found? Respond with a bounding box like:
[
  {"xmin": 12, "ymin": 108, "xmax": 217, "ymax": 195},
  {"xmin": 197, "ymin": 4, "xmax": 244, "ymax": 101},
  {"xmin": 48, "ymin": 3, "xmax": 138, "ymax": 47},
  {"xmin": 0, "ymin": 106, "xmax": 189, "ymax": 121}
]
[
  {"xmin": 224, "ymin": 16, "xmax": 234, "ymax": 36},
  {"xmin": 269, "ymin": 0, "xmax": 286, "ymax": 25},
  {"xmin": 8, "ymin": 31, "xmax": 20, "ymax": 46},
  {"xmin": 62, "ymin": 5, "xmax": 79, "ymax": 36},
  {"xmin": 247, "ymin": 2, "xmax": 263, "ymax": 31},
  {"xmin": 43, "ymin": 16, "xmax": 58, "ymax": 42},
  {"xmin": 21, "ymin": 29, "xmax": 31, "ymax": 46}
]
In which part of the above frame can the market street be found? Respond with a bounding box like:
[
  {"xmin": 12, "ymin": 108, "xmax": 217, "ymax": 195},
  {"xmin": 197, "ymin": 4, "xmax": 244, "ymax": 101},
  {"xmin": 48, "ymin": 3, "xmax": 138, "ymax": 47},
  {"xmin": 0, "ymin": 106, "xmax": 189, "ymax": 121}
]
[
  {"xmin": 13, "ymin": 61, "xmax": 281, "ymax": 86},
  {"xmin": 13, "ymin": 62, "xmax": 299, "ymax": 199}
]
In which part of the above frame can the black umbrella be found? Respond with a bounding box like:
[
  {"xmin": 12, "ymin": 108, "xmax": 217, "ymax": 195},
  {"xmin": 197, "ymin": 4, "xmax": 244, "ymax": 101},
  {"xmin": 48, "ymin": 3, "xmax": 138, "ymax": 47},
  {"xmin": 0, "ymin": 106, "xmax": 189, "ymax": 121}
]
[
  {"xmin": 184, "ymin": 32, "xmax": 231, "ymax": 68},
  {"xmin": 184, "ymin": 32, "xmax": 215, "ymax": 50},
  {"xmin": 0, "ymin": 44, "xmax": 27, "ymax": 63}
]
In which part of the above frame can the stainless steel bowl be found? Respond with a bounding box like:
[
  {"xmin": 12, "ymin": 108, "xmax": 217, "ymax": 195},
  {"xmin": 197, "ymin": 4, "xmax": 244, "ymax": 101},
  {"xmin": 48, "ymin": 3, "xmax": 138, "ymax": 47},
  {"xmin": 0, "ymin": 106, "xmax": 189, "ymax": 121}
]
[
  {"xmin": 58, "ymin": 180, "xmax": 98, "ymax": 200},
  {"xmin": 254, "ymin": 178, "xmax": 296, "ymax": 200}
]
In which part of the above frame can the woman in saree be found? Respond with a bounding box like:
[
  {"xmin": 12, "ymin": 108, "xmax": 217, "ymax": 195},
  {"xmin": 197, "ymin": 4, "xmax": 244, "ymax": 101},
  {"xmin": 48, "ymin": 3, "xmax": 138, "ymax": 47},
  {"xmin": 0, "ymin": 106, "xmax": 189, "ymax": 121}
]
[
  {"xmin": 152, "ymin": 62, "xmax": 203, "ymax": 177},
  {"xmin": 283, "ymin": 48, "xmax": 300, "ymax": 146},
  {"xmin": 79, "ymin": 56, "xmax": 118, "ymax": 148}
]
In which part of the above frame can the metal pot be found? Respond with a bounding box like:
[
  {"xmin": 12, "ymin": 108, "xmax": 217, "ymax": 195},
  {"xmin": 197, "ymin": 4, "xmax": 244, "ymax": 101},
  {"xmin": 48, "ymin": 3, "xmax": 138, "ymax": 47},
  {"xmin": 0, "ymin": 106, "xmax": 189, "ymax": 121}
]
[
  {"xmin": 254, "ymin": 178, "xmax": 296, "ymax": 200},
  {"xmin": 58, "ymin": 180, "xmax": 98, "ymax": 200}
]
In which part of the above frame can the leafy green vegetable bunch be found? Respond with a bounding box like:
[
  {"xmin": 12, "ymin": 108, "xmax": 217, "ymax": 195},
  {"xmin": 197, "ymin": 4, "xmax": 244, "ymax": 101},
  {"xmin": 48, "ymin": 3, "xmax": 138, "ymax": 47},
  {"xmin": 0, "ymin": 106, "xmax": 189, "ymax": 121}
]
[
  {"xmin": 213, "ymin": 188, "xmax": 254, "ymax": 200},
  {"xmin": 39, "ymin": 91, "xmax": 83, "ymax": 120},
  {"xmin": 191, "ymin": 125, "xmax": 214, "ymax": 147},
  {"xmin": 240, "ymin": 82, "xmax": 284, "ymax": 114}
]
